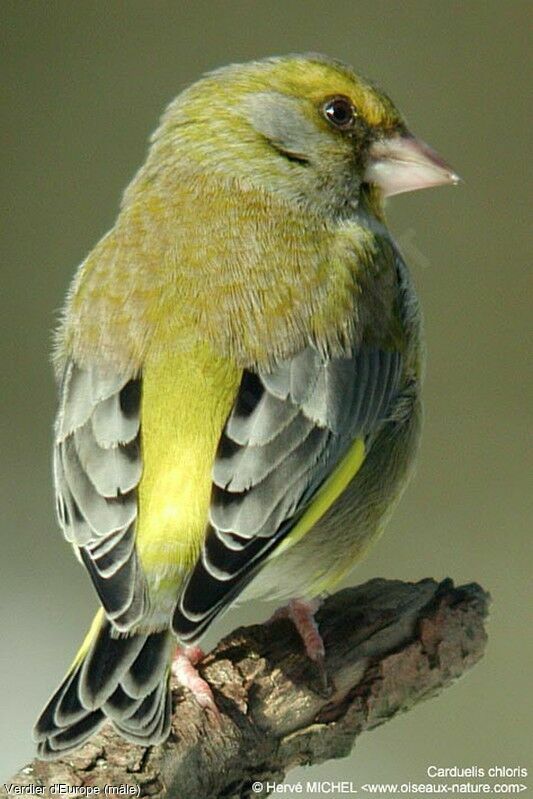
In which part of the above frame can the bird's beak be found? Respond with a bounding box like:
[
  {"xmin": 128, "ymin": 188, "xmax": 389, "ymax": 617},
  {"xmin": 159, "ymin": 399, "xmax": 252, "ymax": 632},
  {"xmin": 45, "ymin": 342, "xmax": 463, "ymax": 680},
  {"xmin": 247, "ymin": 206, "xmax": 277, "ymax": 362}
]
[{"xmin": 364, "ymin": 134, "xmax": 461, "ymax": 198}]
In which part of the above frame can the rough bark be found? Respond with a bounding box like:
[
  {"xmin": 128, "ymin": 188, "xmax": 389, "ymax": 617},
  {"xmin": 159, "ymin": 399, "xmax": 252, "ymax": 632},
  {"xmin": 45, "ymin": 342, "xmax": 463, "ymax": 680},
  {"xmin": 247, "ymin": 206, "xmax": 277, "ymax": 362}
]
[{"xmin": 5, "ymin": 577, "xmax": 489, "ymax": 799}]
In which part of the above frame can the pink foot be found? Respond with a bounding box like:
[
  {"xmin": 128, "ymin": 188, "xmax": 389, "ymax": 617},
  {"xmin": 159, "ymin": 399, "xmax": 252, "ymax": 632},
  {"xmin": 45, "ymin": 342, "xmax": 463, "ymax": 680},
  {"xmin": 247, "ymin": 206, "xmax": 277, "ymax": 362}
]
[
  {"xmin": 287, "ymin": 598, "xmax": 325, "ymax": 666},
  {"xmin": 268, "ymin": 598, "xmax": 329, "ymax": 690},
  {"xmin": 172, "ymin": 645, "xmax": 221, "ymax": 719}
]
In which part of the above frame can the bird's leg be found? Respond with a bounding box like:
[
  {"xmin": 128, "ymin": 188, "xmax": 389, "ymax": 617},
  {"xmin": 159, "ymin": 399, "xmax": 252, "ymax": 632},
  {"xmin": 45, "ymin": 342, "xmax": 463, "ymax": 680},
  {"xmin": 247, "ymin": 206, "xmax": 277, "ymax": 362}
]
[
  {"xmin": 172, "ymin": 644, "xmax": 220, "ymax": 719},
  {"xmin": 288, "ymin": 598, "xmax": 325, "ymax": 666},
  {"xmin": 268, "ymin": 598, "xmax": 329, "ymax": 690}
]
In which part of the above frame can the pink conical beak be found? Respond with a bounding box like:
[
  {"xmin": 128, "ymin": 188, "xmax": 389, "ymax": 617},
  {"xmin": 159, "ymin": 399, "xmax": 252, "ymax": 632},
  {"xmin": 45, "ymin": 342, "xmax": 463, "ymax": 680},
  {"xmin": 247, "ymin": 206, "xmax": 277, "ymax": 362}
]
[{"xmin": 364, "ymin": 134, "xmax": 461, "ymax": 198}]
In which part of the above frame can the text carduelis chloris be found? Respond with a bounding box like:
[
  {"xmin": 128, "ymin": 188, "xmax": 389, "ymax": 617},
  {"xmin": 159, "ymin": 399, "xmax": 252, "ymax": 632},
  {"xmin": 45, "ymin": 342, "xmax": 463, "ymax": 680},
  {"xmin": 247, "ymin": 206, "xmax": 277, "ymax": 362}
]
[{"xmin": 34, "ymin": 54, "xmax": 459, "ymax": 758}]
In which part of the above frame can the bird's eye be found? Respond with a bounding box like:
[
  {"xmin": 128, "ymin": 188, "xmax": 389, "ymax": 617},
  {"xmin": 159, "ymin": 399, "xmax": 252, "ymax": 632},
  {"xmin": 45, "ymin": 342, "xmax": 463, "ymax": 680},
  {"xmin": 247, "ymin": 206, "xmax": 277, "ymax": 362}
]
[{"xmin": 323, "ymin": 96, "xmax": 356, "ymax": 130}]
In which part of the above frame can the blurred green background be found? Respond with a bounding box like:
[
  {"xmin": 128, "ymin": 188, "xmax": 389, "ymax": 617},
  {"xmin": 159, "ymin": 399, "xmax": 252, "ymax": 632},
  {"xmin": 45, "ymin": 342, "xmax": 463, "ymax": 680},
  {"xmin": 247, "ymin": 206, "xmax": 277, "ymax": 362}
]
[{"xmin": 1, "ymin": 0, "xmax": 530, "ymax": 791}]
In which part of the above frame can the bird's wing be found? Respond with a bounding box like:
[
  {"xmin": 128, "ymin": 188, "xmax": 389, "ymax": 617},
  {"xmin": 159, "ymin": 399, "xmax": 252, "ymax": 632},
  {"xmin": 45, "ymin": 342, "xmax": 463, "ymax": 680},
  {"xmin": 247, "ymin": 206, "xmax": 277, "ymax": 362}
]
[
  {"xmin": 54, "ymin": 361, "xmax": 146, "ymax": 632},
  {"xmin": 173, "ymin": 344, "xmax": 403, "ymax": 640}
]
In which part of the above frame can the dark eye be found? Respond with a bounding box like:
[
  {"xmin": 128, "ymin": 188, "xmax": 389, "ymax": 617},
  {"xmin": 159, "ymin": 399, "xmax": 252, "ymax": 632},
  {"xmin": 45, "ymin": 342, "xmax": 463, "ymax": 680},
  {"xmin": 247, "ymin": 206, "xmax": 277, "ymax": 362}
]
[{"xmin": 323, "ymin": 96, "xmax": 356, "ymax": 130}]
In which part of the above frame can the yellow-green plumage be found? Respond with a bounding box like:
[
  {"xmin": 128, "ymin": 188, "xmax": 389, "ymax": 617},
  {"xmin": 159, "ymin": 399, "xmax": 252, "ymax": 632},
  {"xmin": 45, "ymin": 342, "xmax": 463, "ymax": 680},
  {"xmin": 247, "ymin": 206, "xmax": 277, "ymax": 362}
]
[
  {"xmin": 138, "ymin": 346, "xmax": 240, "ymax": 609},
  {"xmin": 61, "ymin": 175, "xmax": 378, "ymax": 372},
  {"xmin": 60, "ymin": 171, "xmax": 379, "ymax": 622},
  {"xmin": 36, "ymin": 53, "xmax": 457, "ymax": 758}
]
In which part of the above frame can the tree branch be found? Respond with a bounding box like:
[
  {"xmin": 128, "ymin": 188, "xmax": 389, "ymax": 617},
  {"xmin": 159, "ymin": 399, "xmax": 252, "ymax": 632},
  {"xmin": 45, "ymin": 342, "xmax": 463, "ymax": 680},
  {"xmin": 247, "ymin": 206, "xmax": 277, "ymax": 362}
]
[{"xmin": 5, "ymin": 578, "xmax": 489, "ymax": 799}]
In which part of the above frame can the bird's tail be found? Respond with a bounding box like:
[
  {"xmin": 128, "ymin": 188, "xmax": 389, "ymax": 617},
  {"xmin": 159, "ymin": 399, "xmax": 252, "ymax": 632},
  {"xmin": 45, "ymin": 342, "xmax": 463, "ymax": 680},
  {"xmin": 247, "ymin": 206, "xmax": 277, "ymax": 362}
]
[{"xmin": 33, "ymin": 609, "xmax": 173, "ymax": 760}]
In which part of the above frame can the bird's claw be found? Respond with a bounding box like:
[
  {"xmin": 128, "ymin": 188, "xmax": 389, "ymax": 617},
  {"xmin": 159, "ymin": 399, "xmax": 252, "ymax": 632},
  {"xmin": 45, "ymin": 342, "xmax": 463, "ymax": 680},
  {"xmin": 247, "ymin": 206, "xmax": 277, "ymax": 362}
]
[
  {"xmin": 172, "ymin": 645, "xmax": 221, "ymax": 722},
  {"xmin": 268, "ymin": 598, "xmax": 331, "ymax": 693}
]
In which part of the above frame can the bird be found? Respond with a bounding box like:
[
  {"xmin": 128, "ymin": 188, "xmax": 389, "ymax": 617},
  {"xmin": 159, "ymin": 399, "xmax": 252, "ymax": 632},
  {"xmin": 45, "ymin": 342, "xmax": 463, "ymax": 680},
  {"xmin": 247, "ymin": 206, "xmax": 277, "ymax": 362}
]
[{"xmin": 33, "ymin": 53, "xmax": 459, "ymax": 759}]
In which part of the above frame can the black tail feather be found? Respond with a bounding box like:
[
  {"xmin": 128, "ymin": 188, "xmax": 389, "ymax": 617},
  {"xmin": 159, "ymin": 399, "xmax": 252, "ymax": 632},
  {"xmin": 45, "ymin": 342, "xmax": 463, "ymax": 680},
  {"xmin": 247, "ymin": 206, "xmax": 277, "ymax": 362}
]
[{"xmin": 34, "ymin": 615, "xmax": 172, "ymax": 759}]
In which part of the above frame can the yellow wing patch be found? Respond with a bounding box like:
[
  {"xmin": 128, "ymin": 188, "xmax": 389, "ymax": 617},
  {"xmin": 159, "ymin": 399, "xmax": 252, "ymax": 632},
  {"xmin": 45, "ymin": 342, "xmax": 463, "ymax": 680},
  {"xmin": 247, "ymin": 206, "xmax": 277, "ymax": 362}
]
[
  {"xmin": 274, "ymin": 437, "xmax": 366, "ymax": 556},
  {"xmin": 71, "ymin": 608, "xmax": 104, "ymax": 670}
]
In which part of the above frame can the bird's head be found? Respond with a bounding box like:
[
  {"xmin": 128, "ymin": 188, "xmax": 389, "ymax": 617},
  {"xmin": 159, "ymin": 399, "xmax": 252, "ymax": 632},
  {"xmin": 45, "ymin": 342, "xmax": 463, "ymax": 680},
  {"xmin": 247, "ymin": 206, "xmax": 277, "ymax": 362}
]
[{"xmin": 145, "ymin": 54, "xmax": 459, "ymax": 218}]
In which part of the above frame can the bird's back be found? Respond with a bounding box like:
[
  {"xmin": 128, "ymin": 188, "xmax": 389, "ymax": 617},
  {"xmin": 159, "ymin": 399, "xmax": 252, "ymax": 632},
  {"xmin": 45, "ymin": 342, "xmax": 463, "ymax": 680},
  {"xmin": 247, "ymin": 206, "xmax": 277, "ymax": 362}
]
[{"xmin": 135, "ymin": 344, "xmax": 241, "ymax": 630}]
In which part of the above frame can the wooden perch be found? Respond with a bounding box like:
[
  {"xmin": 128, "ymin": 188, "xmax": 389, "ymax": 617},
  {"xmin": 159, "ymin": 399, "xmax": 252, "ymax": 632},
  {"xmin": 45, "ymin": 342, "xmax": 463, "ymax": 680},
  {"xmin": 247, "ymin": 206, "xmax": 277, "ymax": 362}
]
[{"xmin": 5, "ymin": 578, "xmax": 489, "ymax": 799}]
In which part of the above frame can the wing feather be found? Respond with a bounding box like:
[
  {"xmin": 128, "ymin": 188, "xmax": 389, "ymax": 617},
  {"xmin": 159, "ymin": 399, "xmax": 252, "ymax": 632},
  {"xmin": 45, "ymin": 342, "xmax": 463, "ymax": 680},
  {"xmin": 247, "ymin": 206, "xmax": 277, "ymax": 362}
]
[
  {"xmin": 174, "ymin": 344, "xmax": 403, "ymax": 641},
  {"xmin": 226, "ymin": 387, "xmax": 299, "ymax": 446},
  {"xmin": 54, "ymin": 363, "xmax": 146, "ymax": 632},
  {"xmin": 213, "ymin": 413, "xmax": 315, "ymax": 492},
  {"xmin": 75, "ymin": 424, "xmax": 141, "ymax": 497}
]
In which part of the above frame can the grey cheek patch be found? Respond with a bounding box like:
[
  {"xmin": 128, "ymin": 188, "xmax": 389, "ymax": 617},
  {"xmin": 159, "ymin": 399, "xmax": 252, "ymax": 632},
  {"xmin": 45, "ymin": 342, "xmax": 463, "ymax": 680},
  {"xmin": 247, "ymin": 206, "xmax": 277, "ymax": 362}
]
[{"xmin": 242, "ymin": 91, "xmax": 322, "ymax": 161}]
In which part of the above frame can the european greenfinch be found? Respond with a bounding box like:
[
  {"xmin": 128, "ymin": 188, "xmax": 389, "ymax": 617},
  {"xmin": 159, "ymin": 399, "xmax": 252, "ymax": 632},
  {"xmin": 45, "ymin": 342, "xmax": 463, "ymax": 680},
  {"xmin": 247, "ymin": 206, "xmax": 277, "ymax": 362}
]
[{"xmin": 34, "ymin": 54, "xmax": 459, "ymax": 758}]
